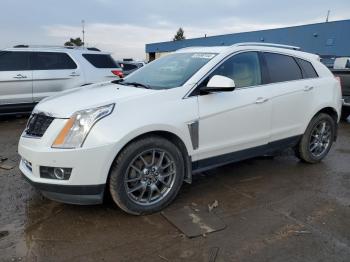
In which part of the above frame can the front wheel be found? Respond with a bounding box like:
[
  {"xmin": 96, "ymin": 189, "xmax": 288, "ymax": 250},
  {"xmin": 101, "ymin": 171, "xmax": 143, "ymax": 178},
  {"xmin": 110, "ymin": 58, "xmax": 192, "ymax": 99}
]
[
  {"xmin": 109, "ymin": 136, "xmax": 184, "ymax": 215},
  {"xmin": 296, "ymin": 113, "xmax": 336, "ymax": 163}
]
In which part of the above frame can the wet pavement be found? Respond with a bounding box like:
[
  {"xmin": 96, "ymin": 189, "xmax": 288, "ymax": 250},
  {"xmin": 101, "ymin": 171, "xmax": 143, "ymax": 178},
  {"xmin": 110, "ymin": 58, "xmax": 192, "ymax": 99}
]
[{"xmin": 0, "ymin": 116, "xmax": 349, "ymax": 262}]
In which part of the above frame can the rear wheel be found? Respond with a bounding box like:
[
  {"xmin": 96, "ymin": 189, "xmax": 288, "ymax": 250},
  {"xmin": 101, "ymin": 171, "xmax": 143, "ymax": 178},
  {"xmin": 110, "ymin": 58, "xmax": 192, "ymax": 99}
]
[
  {"xmin": 109, "ymin": 136, "xmax": 184, "ymax": 215},
  {"xmin": 296, "ymin": 113, "xmax": 336, "ymax": 163}
]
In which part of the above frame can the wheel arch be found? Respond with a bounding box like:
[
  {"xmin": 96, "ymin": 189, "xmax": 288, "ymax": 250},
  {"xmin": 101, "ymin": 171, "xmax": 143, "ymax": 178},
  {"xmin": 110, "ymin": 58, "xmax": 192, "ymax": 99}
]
[
  {"xmin": 309, "ymin": 106, "xmax": 339, "ymax": 141},
  {"xmin": 317, "ymin": 107, "xmax": 338, "ymax": 122},
  {"xmin": 106, "ymin": 130, "xmax": 193, "ymax": 191}
]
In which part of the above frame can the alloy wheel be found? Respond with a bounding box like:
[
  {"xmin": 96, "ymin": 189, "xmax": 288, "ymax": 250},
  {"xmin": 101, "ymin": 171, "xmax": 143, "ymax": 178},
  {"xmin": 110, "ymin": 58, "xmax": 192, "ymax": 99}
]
[
  {"xmin": 124, "ymin": 149, "xmax": 176, "ymax": 206},
  {"xmin": 309, "ymin": 120, "xmax": 332, "ymax": 157}
]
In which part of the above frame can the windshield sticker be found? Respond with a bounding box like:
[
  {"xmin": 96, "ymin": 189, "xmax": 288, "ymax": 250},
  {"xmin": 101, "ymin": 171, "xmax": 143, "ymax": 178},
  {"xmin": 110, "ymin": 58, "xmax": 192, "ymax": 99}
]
[{"xmin": 192, "ymin": 53, "xmax": 216, "ymax": 59}]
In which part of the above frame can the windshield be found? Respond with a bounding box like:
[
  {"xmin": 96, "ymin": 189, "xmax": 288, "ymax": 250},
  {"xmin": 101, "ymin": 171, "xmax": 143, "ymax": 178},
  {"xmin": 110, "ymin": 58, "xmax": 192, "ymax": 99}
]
[{"xmin": 120, "ymin": 52, "xmax": 217, "ymax": 90}]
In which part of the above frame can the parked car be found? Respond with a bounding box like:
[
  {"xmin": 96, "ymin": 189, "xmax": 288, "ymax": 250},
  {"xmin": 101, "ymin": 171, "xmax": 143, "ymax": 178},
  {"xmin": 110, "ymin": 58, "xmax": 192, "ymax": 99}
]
[
  {"xmin": 0, "ymin": 45, "xmax": 123, "ymax": 115},
  {"xmin": 117, "ymin": 60, "xmax": 144, "ymax": 76},
  {"xmin": 320, "ymin": 55, "xmax": 337, "ymax": 69},
  {"xmin": 330, "ymin": 57, "xmax": 350, "ymax": 120},
  {"xmin": 19, "ymin": 43, "xmax": 342, "ymax": 215}
]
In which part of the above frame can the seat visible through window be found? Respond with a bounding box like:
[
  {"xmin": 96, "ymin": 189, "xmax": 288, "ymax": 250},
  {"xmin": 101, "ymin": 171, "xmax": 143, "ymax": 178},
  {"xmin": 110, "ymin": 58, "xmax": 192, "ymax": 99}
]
[{"xmin": 208, "ymin": 52, "xmax": 262, "ymax": 88}]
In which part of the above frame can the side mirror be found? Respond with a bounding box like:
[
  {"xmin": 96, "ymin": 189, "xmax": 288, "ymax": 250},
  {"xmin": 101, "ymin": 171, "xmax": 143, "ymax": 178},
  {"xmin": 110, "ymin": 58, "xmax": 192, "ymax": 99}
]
[{"xmin": 201, "ymin": 75, "xmax": 235, "ymax": 93}]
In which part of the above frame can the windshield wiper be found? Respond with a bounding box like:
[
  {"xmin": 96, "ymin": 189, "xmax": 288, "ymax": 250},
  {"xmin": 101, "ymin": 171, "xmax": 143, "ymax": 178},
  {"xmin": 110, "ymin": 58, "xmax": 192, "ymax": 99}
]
[
  {"xmin": 121, "ymin": 82, "xmax": 151, "ymax": 89},
  {"xmin": 111, "ymin": 79, "xmax": 125, "ymax": 84},
  {"xmin": 111, "ymin": 79, "xmax": 151, "ymax": 89}
]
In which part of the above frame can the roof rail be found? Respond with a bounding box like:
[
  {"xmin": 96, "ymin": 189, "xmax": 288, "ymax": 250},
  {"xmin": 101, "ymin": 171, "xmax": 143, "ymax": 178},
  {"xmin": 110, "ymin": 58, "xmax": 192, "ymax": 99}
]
[
  {"xmin": 87, "ymin": 47, "xmax": 101, "ymax": 51},
  {"xmin": 12, "ymin": 45, "xmax": 101, "ymax": 51},
  {"xmin": 232, "ymin": 42, "xmax": 301, "ymax": 50},
  {"xmin": 177, "ymin": 46, "xmax": 203, "ymax": 51},
  {"xmin": 13, "ymin": 45, "xmax": 29, "ymax": 48},
  {"xmin": 14, "ymin": 45, "xmax": 73, "ymax": 49}
]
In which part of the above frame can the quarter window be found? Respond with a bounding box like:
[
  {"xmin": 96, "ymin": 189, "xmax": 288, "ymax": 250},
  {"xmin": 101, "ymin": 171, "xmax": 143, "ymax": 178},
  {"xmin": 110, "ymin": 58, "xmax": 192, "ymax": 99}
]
[
  {"xmin": 32, "ymin": 52, "xmax": 77, "ymax": 70},
  {"xmin": 207, "ymin": 52, "xmax": 262, "ymax": 88},
  {"xmin": 263, "ymin": 53, "xmax": 302, "ymax": 83},
  {"xmin": 83, "ymin": 54, "xmax": 118, "ymax": 68},
  {"xmin": 0, "ymin": 51, "xmax": 31, "ymax": 71},
  {"xmin": 296, "ymin": 58, "xmax": 318, "ymax": 78}
]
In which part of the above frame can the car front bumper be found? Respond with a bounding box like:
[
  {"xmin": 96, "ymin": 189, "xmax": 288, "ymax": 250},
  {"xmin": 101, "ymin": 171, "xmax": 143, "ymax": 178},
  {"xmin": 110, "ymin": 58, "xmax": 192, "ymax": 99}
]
[
  {"xmin": 20, "ymin": 162, "xmax": 105, "ymax": 205},
  {"xmin": 18, "ymin": 131, "xmax": 117, "ymax": 205}
]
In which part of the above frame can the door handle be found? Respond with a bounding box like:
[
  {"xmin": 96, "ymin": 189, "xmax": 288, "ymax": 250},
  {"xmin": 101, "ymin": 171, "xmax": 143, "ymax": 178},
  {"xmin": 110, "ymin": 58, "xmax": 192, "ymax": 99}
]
[
  {"xmin": 255, "ymin": 97, "xmax": 269, "ymax": 104},
  {"xmin": 13, "ymin": 74, "xmax": 27, "ymax": 79},
  {"xmin": 304, "ymin": 86, "xmax": 314, "ymax": 92},
  {"xmin": 69, "ymin": 72, "xmax": 80, "ymax": 77}
]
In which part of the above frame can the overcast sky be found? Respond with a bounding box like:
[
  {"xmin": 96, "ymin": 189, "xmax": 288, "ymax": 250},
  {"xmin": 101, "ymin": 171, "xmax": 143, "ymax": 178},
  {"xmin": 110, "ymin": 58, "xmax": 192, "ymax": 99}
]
[{"xmin": 0, "ymin": 0, "xmax": 349, "ymax": 60}]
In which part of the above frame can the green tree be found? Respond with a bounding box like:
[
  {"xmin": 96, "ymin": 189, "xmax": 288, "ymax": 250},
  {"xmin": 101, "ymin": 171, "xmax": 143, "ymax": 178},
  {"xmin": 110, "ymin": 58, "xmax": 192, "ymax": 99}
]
[
  {"xmin": 64, "ymin": 37, "xmax": 84, "ymax": 47},
  {"xmin": 173, "ymin": 27, "xmax": 186, "ymax": 41}
]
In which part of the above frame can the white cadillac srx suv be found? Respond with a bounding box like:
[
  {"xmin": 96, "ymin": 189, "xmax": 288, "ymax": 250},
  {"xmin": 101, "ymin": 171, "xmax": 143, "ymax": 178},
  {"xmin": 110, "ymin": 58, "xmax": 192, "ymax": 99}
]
[{"xmin": 18, "ymin": 43, "xmax": 342, "ymax": 215}]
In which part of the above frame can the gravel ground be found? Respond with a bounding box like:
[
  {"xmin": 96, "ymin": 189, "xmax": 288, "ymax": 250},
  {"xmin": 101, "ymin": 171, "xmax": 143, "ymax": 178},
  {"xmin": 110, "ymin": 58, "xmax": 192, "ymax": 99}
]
[{"xmin": 1, "ymin": 116, "xmax": 349, "ymax": 262}]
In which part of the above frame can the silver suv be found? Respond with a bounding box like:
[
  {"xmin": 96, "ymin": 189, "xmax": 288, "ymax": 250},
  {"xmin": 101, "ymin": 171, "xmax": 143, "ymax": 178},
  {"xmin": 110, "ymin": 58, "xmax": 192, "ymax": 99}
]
[{"xmin": 0, "ymin": 45, "xmax": 123, "ymax": 115}]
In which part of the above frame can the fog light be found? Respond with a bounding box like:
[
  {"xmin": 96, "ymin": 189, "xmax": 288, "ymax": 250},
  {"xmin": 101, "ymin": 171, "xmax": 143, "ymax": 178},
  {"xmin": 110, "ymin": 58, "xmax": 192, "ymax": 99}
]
[
  {"xmin": 40, "ymin": 166, "xmax": 72, "ymax": 180},
  {"xmin": 54, "ymin": 168, "xmax": 65, "ymax": 180}
]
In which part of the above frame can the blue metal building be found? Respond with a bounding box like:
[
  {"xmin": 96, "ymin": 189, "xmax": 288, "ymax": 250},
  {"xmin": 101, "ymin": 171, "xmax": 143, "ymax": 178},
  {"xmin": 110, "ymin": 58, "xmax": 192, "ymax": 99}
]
[{"xmin": 145, "ymin": 19, "xmax": 350, "ymax": 61}]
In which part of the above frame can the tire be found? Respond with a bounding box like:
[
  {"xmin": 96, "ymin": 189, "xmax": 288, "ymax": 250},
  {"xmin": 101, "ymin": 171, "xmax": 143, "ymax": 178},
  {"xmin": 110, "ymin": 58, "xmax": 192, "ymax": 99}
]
[
  {"xmin": 296, "ymin": 113, "xmax": 336, "ymax": 163},
  {"xmin": 109, "ymin": 135, "xmax": 184, "ymax": 215}
]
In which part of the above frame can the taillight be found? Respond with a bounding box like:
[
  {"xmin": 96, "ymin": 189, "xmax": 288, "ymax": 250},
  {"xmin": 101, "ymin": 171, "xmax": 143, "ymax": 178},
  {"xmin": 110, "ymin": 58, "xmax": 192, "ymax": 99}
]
[{"xmin": 112, "ymin": 70, "xmax": 124, "ymax": 78}]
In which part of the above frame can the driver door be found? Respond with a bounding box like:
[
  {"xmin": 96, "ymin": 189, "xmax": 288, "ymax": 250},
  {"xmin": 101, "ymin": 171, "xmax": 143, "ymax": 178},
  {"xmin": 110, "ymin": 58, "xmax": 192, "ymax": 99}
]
[{"xmin": 195, "ymin": 51, "xmax": 272, "ymax": 162}]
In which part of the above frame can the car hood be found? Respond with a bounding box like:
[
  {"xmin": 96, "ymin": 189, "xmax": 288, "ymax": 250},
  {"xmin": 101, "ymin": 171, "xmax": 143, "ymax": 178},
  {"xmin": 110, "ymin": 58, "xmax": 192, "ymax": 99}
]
[{"xmin": 34, "ymin": 82, "xmax": 158, "ymax": 118}]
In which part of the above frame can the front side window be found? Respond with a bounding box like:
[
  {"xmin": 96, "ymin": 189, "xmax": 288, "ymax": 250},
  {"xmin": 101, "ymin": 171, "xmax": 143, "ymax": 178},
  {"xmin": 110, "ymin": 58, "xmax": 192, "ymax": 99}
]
[
  {"xmin": 32, "ymin": 52, "xmax": 77, "ymax": 70},
  {"xmin": 0, "ymin": 51, "xmax": 31, "ymax": 71},
  {"xmin": 205, "ymin": 52, "xmax": 262, "ymax": 88},
  {"xmin": 121, "ymin": 52, "xmax": 217, "ymax": 90},
  {"xmin": 263, "ymin": 52, "xmax": 302, "ymax": 83}
]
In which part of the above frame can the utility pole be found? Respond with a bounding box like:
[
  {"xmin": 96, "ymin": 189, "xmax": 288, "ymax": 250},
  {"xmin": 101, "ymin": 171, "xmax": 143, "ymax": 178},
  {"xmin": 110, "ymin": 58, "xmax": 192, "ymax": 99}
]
[
  {"xmin": 82, "ymin": 20, "xmax": 85, "ymax": 46},
  {"xmin": 326, "ymin": 10, "xmax": 330, "ymax": 22}
]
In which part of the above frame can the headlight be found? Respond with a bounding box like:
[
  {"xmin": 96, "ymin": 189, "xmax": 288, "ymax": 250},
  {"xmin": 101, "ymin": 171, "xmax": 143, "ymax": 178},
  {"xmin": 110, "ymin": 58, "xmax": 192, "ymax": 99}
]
[{"xmin": 52, "ymin": 104, "xmax": 115, "ymax": 149}]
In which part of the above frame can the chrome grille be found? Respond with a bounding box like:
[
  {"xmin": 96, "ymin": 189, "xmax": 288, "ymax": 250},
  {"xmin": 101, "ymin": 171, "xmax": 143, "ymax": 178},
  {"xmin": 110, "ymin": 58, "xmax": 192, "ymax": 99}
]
[{"xmin": 25, "ymin": 113, "xmax": 54, "ymax": 137}]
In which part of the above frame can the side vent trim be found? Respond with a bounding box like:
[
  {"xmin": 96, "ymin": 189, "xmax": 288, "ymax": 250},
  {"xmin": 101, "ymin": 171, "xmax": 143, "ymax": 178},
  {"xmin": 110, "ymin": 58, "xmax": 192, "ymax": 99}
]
[{"xmin": 188, "ymin": 121, "xmax": 199, "ymax": 150}]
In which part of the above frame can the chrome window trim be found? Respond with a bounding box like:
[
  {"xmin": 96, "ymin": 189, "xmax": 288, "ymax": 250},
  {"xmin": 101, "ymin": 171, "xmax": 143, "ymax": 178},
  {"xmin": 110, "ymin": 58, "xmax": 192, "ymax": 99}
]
[{"xmin": 183, "ymin": 49, "xmax": 318, "ymax": 99}]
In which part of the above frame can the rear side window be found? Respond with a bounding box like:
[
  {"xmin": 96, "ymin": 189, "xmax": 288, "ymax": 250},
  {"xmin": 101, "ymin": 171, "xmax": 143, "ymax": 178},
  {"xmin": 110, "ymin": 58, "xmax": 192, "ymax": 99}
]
[
  {"xmin": 296, "ymin": 58, "xmax": 318, "ymax": 78},
  {"xmin": 83, "ymin": 54, "xmax": 118, "ymax": 68},
  {"xmin": 0, "ymin": 51, "xmax": 31, "ymax": 71},
  {"xmin": 32, "ymin": 52, "xmax": 77, "ymax": 70},
  {"xmin": 263, "ymin": 53, "xmax": 302, "ymax": 83}
]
